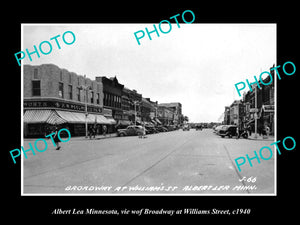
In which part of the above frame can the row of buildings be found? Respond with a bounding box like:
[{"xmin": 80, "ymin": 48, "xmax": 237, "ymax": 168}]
[
  {"xmin": 23, "ymin": 64, "xmax": 184, "ymax": 137},
  {"xmin": 223, "ymin": 65, "xmax": 275, "ymax": 135}
]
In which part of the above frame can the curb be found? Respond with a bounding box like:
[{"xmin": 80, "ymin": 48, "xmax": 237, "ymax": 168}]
[{"xmin": 247, "ymin": 135, "xmax": 274, "ymax": 141}]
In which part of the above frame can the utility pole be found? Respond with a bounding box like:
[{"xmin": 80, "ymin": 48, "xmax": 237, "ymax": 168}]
[
  {"xmin": 133, "ymin": 100, "xmax": 139, "ymax": 125},
  {"xmin": 79, "ymin": 75, "xmax": 91, "ymax": 138},
  {"xmin": 254, "ymin": 84, "xmax": 258, "ymax": 139}
]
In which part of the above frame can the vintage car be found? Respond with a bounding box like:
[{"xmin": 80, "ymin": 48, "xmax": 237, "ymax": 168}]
[
  {"xmin": 117, "ymin": 125, "xmax": 145, "ymax": 137},
  {"xmin": 182, "ymin": 124, "xmax": 190, "ymax": 131},
  {"xmin": 219, "ymin": 125, "xmax": 237, "ymax": 138}
]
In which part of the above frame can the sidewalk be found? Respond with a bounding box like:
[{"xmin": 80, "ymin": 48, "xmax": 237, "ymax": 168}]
[
  {"xmin": 247, "ymin": 133, "xmax": 274, "ymax": 141},
  {"xmin": 24, "ymin": 133, "xmax": 118, "ymax": 142},
  {"xmin": 74, "ymin": 133, "xmax": 118, "ymax": 141}
]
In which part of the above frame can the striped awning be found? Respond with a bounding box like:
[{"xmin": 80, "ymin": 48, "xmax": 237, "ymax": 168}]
[
  {"xmin": 105, "ymin": 116, "xmax": 117, "ymax": 125},
  {"xmin": 155, "ymin": 118, "xmax": 162, "ymax": 125},
  {"xmin": 24, "ymin": 110, "xmax": 53, "ymax": 123},
  {"xmin": 24, "ymin": 109, "xmax": 113, "ymax": 125},
  {"xmin": 46, "ymin": 111, "xmax": 68, "ymax": 125},
  {"xmin": 93, "ymin": 114, "xmax": 111, "ymax": 125},
  {"xmin": 56, "ymin": 110, "xmax": 91, "ymax": 124},
  {"xmin": 24, "ymin": 110, "xmax": 67, "ymax": 125},
  {"xmin": 56, "ymin": 110, "xmax": 112, "ymax": 124}
]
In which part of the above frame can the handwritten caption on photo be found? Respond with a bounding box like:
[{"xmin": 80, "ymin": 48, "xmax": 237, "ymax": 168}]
[{"xmin": 64, "ymin": 177, "xmax": 258, "ymax": 193}]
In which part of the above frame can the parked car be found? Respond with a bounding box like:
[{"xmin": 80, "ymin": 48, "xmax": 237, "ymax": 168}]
[
  {"xmin": 117, "ymin": 125, "xmax": 145, "ymax": 137},
  {"xmin": 214, "ymin": 125, "xmax": 227, "ymax": 135},
  {"xmin": 182, "ymin": 124, "xmax": 190, "ymax": 131},
  {"xmin": 156, "ymin": 126, "xmax": 168, "ymax": 132},
  {"xmin": 166, "ymin": 125, "xmax": 176, "ymax": 131},
  {"xmin": 218, "ymin": 125, "xmax": 229, "ymax": 135},
  {"xmin": 195, "ymin": 125, "xmax": 202, "ymax": 130},
  {"xmin": 145, "ymin": 125, "xmax": 159, "ymax": 134},
  {"xmin": 219, "ymin": 125, "xmax": 237, "ymax": 138}
]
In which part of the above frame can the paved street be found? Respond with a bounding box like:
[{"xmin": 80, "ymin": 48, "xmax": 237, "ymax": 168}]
[{"xmin": 23, "ymin": 129, "xmax": 275, "ymax": 195}]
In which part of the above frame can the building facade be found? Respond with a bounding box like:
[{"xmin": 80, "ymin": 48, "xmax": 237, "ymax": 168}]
[
  {"xmin": 158, "ymin": 102, "xmax": 182, "ymax": 125},
  {"xmin": 157, "ymin": 105, "xmax": 175, "ymax": 126},
  {"xmin": 23, "ymin": 64, "xmax": 115, "ymax": 137},
  {"xmin": 95, "ymin": 76, "xmax": 124, "ymax": 131},
  {"xmin": 224, "ymin": 65, "xmax": 275, "ymax": 134}
]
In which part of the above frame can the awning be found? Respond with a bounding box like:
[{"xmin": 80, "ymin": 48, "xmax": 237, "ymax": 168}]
[
  {"xmin": 24, "ymin": 110, "xmax": 53, "ymax": 123},
  {"xmin": 155, "ymin": 118, "xmax": 162, "ymax": 125},
  {"xmin": 56, "ymin": 110, "xmax": 89, "ymax": 123},
  {"xmin": 151, "ymin": 119, "xmax": 157, "ymax": 125},
  {"xmin": 145, "ymin": 122, "xmax": 154, "ymax": 127},
  {"xmin": 46, "ymin": 111, "xmax": 68, "ymax": 125},
  {"xmin": 104, "ymin": 116, "xmax": 117, "ymax": 125},
  {"xmin": 56, "ymin": 110, "xmax": 112, "ymax": 124},
  {"xmin": 92, "ymin": 114, "xmax": 111, "ymax": 125}
]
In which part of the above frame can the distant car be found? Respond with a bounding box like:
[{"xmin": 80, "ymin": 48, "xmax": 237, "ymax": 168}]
[
  {"xmin": 195, "ymin": 125, "xmax": 202, "ymax": 130},
  {"xmin": 182, "ymin": 124, "xmax": 190, "ymax": 131},
  {"xmin": 219, "ymin": 125, "xmax": 237, "ymax": 138},
  {"xmin": 145, "ymin": 126, "xmax": 158, "ymax": 134},
  {"xmin": 166, "ymin": 125, "xmax": 176, "ymax": 131},
  {"xmin": 117, "ymin": 125, "xmax": 145, "ymax": 137},
  {"xmin": 156, "ymin": 126, "xmax": 168, "ymax": 132}
]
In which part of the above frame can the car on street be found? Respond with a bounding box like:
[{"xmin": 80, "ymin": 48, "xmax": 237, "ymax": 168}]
[
  {"xmin": 182, "ymin": 124, "xmax": 190, "ymax": 131},
  {"xmin": 117, "ymin": 125, "xmax": 146, "ymax": 137},
  {"xmin": 145, "ymin": 125, "xmax": 159, "ymax": 134},
  {"xmin": 156, "ymin": 126, "xmax": 168, "ymax": 132},
  {"xmin": 166, "ymin": 125, "xmax": 177, "ymax": 131},
  {"xmin": 195, "ymin": 125, "xmax": 202, "ymax": 130},
  {"xmin": 219, "ymin": 125, "xmax": 237, "ymax": 138},
  {"xmin": 214, "ymin": 125, "xmax": 227, "ymax": 135}
]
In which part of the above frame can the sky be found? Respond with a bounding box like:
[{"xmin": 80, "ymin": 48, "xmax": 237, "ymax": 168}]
[{"xmin": 22, "ymin": 23, "xmax": 276, "ymax": 122}]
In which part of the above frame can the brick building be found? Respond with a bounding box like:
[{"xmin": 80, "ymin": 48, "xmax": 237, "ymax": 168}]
[
  {"xmin": 224, "ymin": 65, "xmax": 275, "ymax": 134},
  {"xmin": 23, "ymin": 64, "xmax": 115, "ymax": 137}
]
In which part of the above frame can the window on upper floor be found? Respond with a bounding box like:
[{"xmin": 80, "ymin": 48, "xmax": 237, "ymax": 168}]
[
  {"xmin": 59, "ymin": 82, "xmax": 64, "ymax": 98},
  {"xmin": 32, "ymin": 80, "xmax": 41, "ymax": 96}
]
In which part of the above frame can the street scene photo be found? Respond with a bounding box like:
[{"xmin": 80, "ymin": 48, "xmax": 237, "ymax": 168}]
[{"xmin": 22, "ymin": 24, "xmax": 276, "ymax": 195}]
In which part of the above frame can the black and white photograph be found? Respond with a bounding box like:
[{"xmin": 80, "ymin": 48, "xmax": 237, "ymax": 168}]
[
  {"xmin": 4, "ymin": 3, "xmax": 298, "ymax": 220},
  {"xmin": 21, "ymin": 23, "xmax": 276, "ymax": 195}
]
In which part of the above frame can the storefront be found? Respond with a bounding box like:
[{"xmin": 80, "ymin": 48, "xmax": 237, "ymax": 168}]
[
  {"xmin": 261, "ymin": 105, "xmax": 275, "ymax": 135},
  {"xmin": 23, "ymin": 98, "xmax": 116, "ymax": 138}
]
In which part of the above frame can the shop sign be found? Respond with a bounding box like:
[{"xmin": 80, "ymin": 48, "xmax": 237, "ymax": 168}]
[
  {"xmin": 250, "ymin": 108, "xmax": 259, "ymax": 113},
  {"xmin": 24, "ymin": 99, "xmax": 103, "ymax": 113},
  {"xmin": 263, "ymin": 105, "xmax": 274, "ymax": 112}
]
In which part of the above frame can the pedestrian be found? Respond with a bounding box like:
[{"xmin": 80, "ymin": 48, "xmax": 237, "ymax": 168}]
[
  {"xmin": 236, "ymin": 126, "xmax": 239, "ymax": 139},
  {"xmin": 142, "ymin": 125, "xmax": 147, "ymax": 138},
  {"xmin": 92, "ymin": 126, "xmax": 96, "ymax": 139},
  {"xmin": 103, "ymin": 125, "xmax": 107, "ymax": 137},
  {"xmin": 88, "ymin": 126, "xmax": 92, "ymax": 139},
  {"xmin": 53, "ymin": 126, "xmax": 61, "ymax": 150},
  {"xmin": 264, "ymin": 124, "xmax": 270, "ymax": 139},
  {"xmin": 138, "ymin": 125, "xmax": 143, "ymax": 138},
  {"xmin": 247, "ymin": 125, "xmax": 252, "ymax": 136}
]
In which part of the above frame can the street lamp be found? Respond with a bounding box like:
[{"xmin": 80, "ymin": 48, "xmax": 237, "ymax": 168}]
[{"xmin": 79, "ymin": 75, "xmax": 91, "ymax": 138}]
